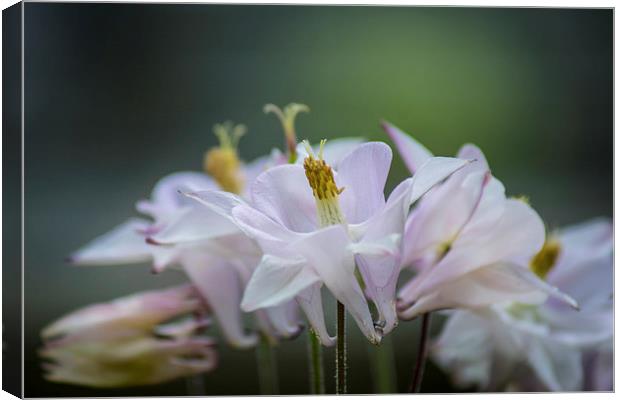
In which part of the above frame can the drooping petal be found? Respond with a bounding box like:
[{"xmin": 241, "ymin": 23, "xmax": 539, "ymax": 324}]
[
  {"xmin": 68, "ymin": 218, "xmax": 153, "ymax": 266},
  {"xmin": 382, "ymin": 121, "xmax": 433, "ymax": 174},
  {"xmin": 241, "ymin": 254, "xmax": 320, "ymax": 311},
  {"xmin": 289, "ymin": 225, "xmax": 380, "ymax": 344},
  {"xmin": 525, "ymin": 336, "xmax": 583, "ymax": 391},
  {"xmin": 336, "ymin": 142, "xmax": 392, "ymax": 223},
  {"xmin": 181, "ymin": 252, "xmax": 257, "ymax": 349},
  {"xmin": 296, "ymin": 283, "xmax": 336, "ymax": 346},
  {"xmin": 250, "ymin": 164, "xmax": 318, "ymax": 233}
]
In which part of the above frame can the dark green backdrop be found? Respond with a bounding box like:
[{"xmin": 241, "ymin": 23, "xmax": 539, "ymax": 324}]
[{"xmin": 22, "ymin": 4, "xmax": 611, "ymax": 396}]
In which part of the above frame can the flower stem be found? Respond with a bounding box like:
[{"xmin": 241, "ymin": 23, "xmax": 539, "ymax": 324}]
[
  {"xmin": 307, "ymin": 329, "xmax": 325, "ymax": 394},
  {"xmin": 369, "ymin": 335, "xmax": 397, "ymax": 393},
  {"xmin": 409, "ymin": 312, "xmax": 432, "ymax": 393},
  {"xmin": 185, "ymin": 374, "xmax": 206, "ymax": 396},
  {"xmin": 256, "ymin": 333, "xmax": 279, "ymax": 395},
  {"xmin": 336, "ymin": 301, "xmax": 347, "ymax": 394}
]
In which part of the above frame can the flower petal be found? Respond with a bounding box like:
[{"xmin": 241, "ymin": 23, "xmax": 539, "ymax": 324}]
[
  {"xmin": 250, "ymin": 164, "xmax": 318, "ymax": 232},
  {"xmin": 241, "ymin": 254, "xmax": 320, "ymax": 311},
  {"xmin": 289, "ymin": 225, "xmax": 380, "ymax": 344},
  {"xmin": 296, "ymin": 283, "xmax": 336, "ymax": 346},
  {"xmin": 336, "ymin": 142, "xmax": 392, "ymax": 223},
  {"xmin": 408, "ymin": 157, "xmax": 472, "ymax": 206},
  {"xmin": 382, "ymin": 121, "xmax": 433, "ymax": 174},
  {"xmin": 68, "ymin": 219, "xmax": 153, "ymax": 266},
  {"xmin": 181, "ymin": 252, "xmax": 258, "ymax": 349},
  {"xmin": 295, "ymin": 137, "xmax": 365, "ymax": 169},
  {"xmin": 148, "ymin": 207, "xmax": 240, "ymax": 245}
]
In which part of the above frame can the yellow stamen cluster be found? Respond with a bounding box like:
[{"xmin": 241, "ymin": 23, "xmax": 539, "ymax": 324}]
[
  {"xmin": 264, "ymin": 103, "xmax": 309, "ymax": 163},
  {"xmin": 529, "ymin": 236, "xmax": 561, "ymax": 279},
  {"xmin": 303, "ymin": 140, "xmax": 346, "ymax": 227},
  {"xmin": 204, "ymin": 121, "xmax": 246, "ymax": 195}
]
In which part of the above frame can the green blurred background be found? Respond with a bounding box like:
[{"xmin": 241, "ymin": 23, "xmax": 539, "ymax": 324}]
[{"xmin": 21, "ymin": 4, "xmax": 611, "ymax": 396}]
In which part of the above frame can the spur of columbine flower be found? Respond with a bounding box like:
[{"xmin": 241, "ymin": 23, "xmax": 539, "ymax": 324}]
[
  {"xmin": 40, "ymin": 285, "xmax": 218, "ymax": 388},
  {"xmin": 382, "ymin": 122, "xmax": 577, "ymax": 320},
  {"xmin": 182, "ymin": 140, "xmax": 470, "ymax": 345},
  {"xmin": 432, "ymin": 218, "xmax": 613, "ymax": 391},
  {"xmin": 68, "ymin": 122, "xmax": 298, "ymax": 348}
]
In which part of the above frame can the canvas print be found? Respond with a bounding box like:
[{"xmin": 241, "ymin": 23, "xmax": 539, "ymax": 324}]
[{"xmin": 2, "ymin": 3, "xmax": 613, "ymax": 397}]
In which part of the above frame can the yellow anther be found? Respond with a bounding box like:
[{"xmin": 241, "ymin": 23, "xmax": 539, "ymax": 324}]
[
  {"xmin": 264, "ymin": 103, "xmax": 309, "ymax": 163},
  {"xmin": 204, "ymin": 121, "xmax": 246, "ymax": 194},
  {"xmin": 529, "ymin": 236, "xmax": 561, "ymax": 279},
  {"xmin": 302, "ymin": 140, "xmax": 346, "ymax": 227}
]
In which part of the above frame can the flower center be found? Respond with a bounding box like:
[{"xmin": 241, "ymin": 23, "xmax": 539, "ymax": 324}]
[
  {"xmin": 303, "ymin": 140, "xmax": 346, "ymax": 227},
  {"xmin": 529, "ymin": 236, "xmax": 561, "ymax": 279},
  {"xmin": 204, "ymin": 121, "xmax": 246, "ymax": 195},
  {"xmin": 264, "ymin": 103, "xmax": 309, "ymax": 163}
]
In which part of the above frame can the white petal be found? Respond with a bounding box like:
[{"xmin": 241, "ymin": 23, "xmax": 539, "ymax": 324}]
[
  {"xmin": 289, "ymin": 225, "xmax": 380, "ymax": 344},
  {"xmin": 336, "ymin": 142, "xmax": 392, "ymax": 223},
  {"xmin": 181, "ymin": 252, "xmax": 258, "ymax": 349},
  {"xmin": 525, "ymin": 337, "xmax": 583, "ymax": 391},
  {"xmin": 382, "ymin": 121, "xmax": 433, "ymax": 174},
  {"xmin": 408, "ymin": 157, "xmax": 472, "ymax": 206},
  {"xmin": 250, "ymin": 164, "xmax": 318, "ymax": 232},
  {"xmin": 296, "ymin": 283, "xmax": 336, "ymax": 346},
  {"xmin": 241, "ymin": 254, "xmax": 320, "ymax": 311},
  {"xmin": 69, "ymin": 218, "xmax": 152, "ymax": 266}
]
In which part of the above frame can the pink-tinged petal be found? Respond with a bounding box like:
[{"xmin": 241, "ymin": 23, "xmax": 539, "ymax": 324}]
[
  {"xmin": 181, "ymin": 253, "xmax": 258, "ymax": 349},
  {"xmin": 250, "ymin": 164, "xmax": 318, "ymax": 232},
  {"xmin": 525, "ymin": 337, "xmax": 583, "ymax": 391},
  {"xmin": 232, "ymin": 204, "xmax": 303, "ymax": 254},
  {"xmin": 402, "ymin": 169, "xmax": 490, "ymax": 269},
  {"xmin": 432, "ymin": 310, "xmax": 496, "ymax": 389},
  {"xmin": 241, "ymin": 255, "xmax": 320, "ymax": 311},
  {"xmin": 456, "ymin": 143, "xmax": 489, "ymax": 170},
  {"xmin": 296, "ymin": 283, "xmax": 336, "ymax": 346},
  {"xmin": 68, "ymin": 218, "xmax": 153, "ymax": 266},
  {"xmin": 136, "ymin": 172, "xmax": 217, "ymax": 219},
  {"xmin": 382, "ymin": 121, "xmax": 433, "ymax": 174},
  {"xmin": 538, "ymin": 307, "xmax": 612, "ymax": 347},
  {"xmin": 408, "ymin": 157, "xmax": 472, "ymax": 206},
  {"xmin": 398, "ymin": 262, "xmax": 576, "ymax": 320},
  {"xmin": 548, "ymin": 218, "xmax": 613, "ymax": 309},
  {"xmin": 336, "ymin": 142, "xmax": 392, "ymax": 223},
  {"xmin": 148, "ymin": 207, "xmax": 239, "ymax": 245},
  {"xmin": 259, "ymin": 303, "xmax": 303, "ymax": 340},
  {"xmin": 404, "ymin": 199, "xmax": 545, "ymax": 302},
  {"xmin": 289, "ymin": 225, "xmax": 380, "ymax": 344},
  {"xmin": 42, "ymin": 285, "xmax": 201, "ymax": 341},
  {"xmin": 183, "ymin": 190, "xmax": 246, "ymax": 220},
  {"xmin": 242, "ymin": 149, "xmax": 287, "ymax": 190}
]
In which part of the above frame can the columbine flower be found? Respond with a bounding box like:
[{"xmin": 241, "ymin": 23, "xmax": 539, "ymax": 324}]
[
  {"xmin": 382, "ymin": 121, "xmax": 576, "ymax": 320},
  {"xmin": 432, "ymin": 218, "xmax": 613, "ymax": 391},
  {"xmin": 40, "ymin": 285, "xmax": 217, "ymax": 388},
  {"xmin": 183, "ymin": 140, "xmax": 470, "ymax": 345},
  {"xmin": 68, "ymin": 122, "xmax": 295, "ymax": 348}
]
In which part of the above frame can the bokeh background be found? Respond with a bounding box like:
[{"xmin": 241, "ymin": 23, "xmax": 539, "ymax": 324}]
[{"xmin": 22, "ymin": 4, "xmax": 611, "ymax": 396}]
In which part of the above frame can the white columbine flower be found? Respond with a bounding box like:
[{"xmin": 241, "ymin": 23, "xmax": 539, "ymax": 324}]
[
  {"xmin": 432, "ymin": 218, "xmax": 613, "ymax": 391},
  {"xmin": 183, "ymin": 140, "xmax": 470, "ymax": 345},
  {"xmin": 382, "ymin": 121, "xmax": 577, "ymax": 320}
]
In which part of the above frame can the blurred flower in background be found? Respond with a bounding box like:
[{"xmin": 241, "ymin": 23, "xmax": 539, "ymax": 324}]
[
  {"xmin": 432, "ymin": 218, "xmax": 613, "ymax": 391},
  {"xmin": 40, "ymin": 285, "xmax": 218, "ymax": 387}
]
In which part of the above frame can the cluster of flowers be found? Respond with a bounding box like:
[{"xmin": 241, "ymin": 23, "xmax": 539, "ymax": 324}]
[{"xmin": 41, "ymin": 103, "xmax": 612, "ymax": 392}]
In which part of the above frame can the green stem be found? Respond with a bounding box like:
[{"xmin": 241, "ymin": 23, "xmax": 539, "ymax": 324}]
[
  {"xmin": 369, "ymin": 335, "xmax": 397, "ymax": 393},
  {"xmin": 409, "ymin": 313, "xmax": 432, "ymax": 393},
  {"xmin": 256, "ymin": 333, "xmax": 279, "ymax": 395},
  {"xmin": 185, "ymin": 374, "xmax": 206, "ymax": 396},
  {"xmin": 307, "ymin": 329, "xmax": 325, "ymax": 394},
  {"xmin": 336, "ymin": 301, "xmax": 347, "ymax": 394}
]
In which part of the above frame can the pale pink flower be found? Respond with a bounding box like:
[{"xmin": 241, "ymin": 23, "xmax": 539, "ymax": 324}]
[{"xmin": 40, "ymin": 285, "xmax": 217, "ymax": 388}]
